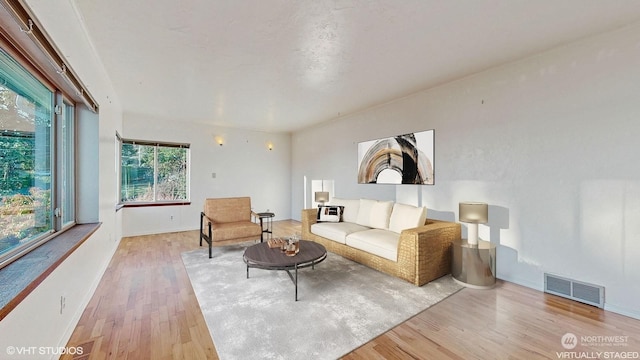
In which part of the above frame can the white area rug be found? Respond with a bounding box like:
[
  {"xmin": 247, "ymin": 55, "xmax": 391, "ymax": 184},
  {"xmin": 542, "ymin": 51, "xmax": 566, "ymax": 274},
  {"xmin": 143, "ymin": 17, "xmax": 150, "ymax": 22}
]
[{"xmin": 182, "ymin": 243, "xmax": 462, "ymax": 360}]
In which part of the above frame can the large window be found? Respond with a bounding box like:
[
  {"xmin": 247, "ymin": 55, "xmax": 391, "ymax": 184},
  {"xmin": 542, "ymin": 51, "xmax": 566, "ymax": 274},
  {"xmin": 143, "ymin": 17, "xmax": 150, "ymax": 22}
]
[
  {"xmin": 119, "ymin": 139, "xmax": 190, "ymax": 204},
  {"xmin": 0, "ymin": 47, "xmax": 75, "ymax": 267}
]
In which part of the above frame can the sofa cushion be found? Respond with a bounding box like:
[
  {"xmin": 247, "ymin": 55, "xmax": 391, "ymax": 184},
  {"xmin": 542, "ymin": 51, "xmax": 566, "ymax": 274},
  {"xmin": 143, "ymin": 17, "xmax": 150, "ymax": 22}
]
[
  {"xmin": 389, "ymin": 203, "xmax": 428, "ymax": 234},
  {"xmin": 311, "ymin": 222, "xmax": 371, "ymax": 244},
  {"xmin": 330, "ymin": 198, "xmax": 359, "ymax": 223},
  {"xmin": 345, "ymin": 229, "xmax": 400, "ymax": 262},
  {"xmin": 316, "ymin": 205, "xmax": 344, "ymax": 222},
  {"xmin": 356, "ymin": 199, "xmax": 394, "ymax": 230}
]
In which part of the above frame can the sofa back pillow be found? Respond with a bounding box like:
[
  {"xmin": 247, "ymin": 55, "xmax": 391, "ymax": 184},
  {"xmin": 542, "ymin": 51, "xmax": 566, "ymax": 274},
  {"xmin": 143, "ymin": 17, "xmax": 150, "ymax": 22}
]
[
  {"xmin": 388, "ymin": 203, "xmax": 428, "ymax": 234},
  {"xmin": 316, "ymin": 205, "xmax": 344, "ymax": 223},
  {"xmin": 356, "ymin": 199, "xmax": 394, "ymax": 230},
  {"xmin": 330, "ymin": 197, "xmax": 359, "ymax": 223}
]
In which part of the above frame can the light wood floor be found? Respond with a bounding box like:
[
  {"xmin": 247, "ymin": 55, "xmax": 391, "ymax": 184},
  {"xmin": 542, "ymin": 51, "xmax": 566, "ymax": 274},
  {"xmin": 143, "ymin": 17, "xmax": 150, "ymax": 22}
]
[{"xmin": 63, "ymin": 220, "xmax": 640, "ymax": 359}]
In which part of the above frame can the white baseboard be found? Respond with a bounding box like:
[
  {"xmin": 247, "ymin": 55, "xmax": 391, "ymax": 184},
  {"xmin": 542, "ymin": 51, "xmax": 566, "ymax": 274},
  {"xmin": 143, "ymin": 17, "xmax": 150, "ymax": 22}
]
[
  {"xmin": 604, "ymin": 303, "xmax": 640, "ymax": 320},
  {"xmin": 55, "ymin": 236, "xmax": 123, "ymax": 357},
  {"xmin": 122, "ymin": 226, "xmax": 197, "ymax": 238},
  {"xmin": 497, "ymin": 274, "xmax": 543, "ymax": 292},
  {"xmin": 499, "ymin": 275, "xmax": 640, "ymax": 321}
]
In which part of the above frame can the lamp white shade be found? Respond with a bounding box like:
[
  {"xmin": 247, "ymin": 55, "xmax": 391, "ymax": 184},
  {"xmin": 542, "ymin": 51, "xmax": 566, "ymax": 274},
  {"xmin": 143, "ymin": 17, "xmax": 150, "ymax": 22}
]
[
  {"xmin": 459, "ymin": 202, "xmax": 488, "ymax": 223},
  {"xmin": 315, "ymin": 191, "xmax": 329, "ymax": 204},
  {"xmin": 459, "ymin": 202, "xmax": 488, "ymax": 245}
]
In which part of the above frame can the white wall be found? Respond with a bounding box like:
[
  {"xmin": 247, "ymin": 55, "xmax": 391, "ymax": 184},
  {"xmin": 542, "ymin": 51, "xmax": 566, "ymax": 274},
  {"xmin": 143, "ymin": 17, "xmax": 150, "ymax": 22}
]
[
  {"xmin": 0, "ymin": 8, "xmax": 636, "ymax": 360},
  {"xmin": 0, "ymin": 1, "xmax": 124, "ymax": 358},
  {"xmin": 292, "ymin": 23, "xmax": 640, "ymax": 319},
  {"xmin": 121, "ymin": 114, "xmax": 291, "ymax": 236}
]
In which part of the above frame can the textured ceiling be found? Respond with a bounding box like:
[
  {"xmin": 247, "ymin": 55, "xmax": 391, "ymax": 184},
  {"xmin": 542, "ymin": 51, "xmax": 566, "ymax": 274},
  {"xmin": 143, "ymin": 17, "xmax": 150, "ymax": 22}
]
[{"xmin": 71, "ymin": 0, "xmax": 640, "ymax": 132}]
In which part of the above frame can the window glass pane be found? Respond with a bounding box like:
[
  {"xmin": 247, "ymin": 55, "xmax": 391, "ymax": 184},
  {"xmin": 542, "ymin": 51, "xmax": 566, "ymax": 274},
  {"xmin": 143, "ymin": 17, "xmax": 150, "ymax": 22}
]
[
  {"xmin": 0, "ymin": 48, "xmax": 53, "ymax": 257},
  {"xmin": 62, "ymin": 102, "xmax": 74, "ymax": 226},
  {"xmin": 119, "ymin": 141, "xmax": 189, "ymax": 204},
  {"xmin": 157, "ymin": 146, "xmax": 187, "ymax": 200},
  {"xmin": 121, "ymin": 143, "xmax": 155, "ymax": 202}
]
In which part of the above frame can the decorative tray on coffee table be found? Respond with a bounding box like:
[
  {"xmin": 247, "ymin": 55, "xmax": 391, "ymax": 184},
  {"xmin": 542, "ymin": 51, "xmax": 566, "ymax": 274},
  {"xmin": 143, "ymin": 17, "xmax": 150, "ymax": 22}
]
[{"xmin": 267, "ymin": 238, "xmax": 286, "ymax": 249}]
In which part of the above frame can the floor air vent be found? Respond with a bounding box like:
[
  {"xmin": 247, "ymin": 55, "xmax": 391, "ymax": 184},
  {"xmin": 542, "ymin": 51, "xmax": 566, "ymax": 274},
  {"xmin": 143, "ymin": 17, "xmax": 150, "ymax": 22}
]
[{"xmin": 544, "ymin": 273, "xmax": 604, "ymax": 308}]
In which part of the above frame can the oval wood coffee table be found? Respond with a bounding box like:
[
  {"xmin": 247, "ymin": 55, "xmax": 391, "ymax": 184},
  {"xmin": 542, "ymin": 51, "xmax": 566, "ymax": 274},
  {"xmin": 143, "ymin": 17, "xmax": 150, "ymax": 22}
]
[{"xmin": 243, "ymin": 240, "xmax": 327, "ymax": 301}]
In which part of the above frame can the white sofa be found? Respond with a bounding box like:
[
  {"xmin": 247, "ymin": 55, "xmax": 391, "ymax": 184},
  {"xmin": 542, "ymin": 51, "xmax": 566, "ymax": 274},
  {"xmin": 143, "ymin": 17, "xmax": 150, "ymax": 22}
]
[{"xmin": 302, "ymin": 198, "xmax": 461, "ymax": 286}]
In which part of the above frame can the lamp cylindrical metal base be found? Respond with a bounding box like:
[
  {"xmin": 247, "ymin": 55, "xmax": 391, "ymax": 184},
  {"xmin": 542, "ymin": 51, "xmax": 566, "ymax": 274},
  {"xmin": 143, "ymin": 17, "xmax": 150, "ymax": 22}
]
[{"xmin": 452, "ymin": 238, "xmax": 496, "ymax": 289}]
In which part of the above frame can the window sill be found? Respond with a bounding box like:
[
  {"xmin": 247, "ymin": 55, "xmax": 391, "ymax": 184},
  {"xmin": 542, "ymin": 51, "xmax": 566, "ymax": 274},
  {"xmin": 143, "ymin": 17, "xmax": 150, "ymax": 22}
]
[
  {"xmin": 121, "ymin": 201, "xmax": 191, "ymax": 208},
  {"xmin": 0, "ymin": 223, "xmax": 101, "ymax": 321}
]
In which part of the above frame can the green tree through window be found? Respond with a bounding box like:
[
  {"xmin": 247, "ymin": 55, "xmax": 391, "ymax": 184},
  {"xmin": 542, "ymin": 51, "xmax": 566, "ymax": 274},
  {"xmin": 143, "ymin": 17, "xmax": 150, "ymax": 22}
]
[
  {"xmin": 0, "ymin": 47, "xmax": 56, "ymax": 261},
  {"xmin": 120, "ymin": 140, "xmax": 189, "ymax": 203}
]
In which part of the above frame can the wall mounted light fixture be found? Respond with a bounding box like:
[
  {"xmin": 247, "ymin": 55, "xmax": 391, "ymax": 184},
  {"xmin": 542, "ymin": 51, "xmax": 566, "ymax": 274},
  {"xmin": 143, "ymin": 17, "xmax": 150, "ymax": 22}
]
[
  {"xmin": 267, "ymin": 142, "xmax": 273, "ymax": 151},
  {"xmin": 214, "ymin": 136, "xmax": 224, "ymax": 146}
]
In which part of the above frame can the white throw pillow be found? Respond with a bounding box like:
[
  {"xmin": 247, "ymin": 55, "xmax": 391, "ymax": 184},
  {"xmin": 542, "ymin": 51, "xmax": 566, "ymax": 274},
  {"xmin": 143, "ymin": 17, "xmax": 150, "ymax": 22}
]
[
  {"xmin": 388, "ymin": 203, "xmax": 427, "ymax": 234},
  {"xmin": 330, "ymin": 198, "xmax": 360, "ymax": 223},
  {"xmin": 356, "ymin": 199, "xmax": 377, "ymax": 227},
  {"xmin": 356, "ymin": 199, "xmax": 394, "ymax": 229}
]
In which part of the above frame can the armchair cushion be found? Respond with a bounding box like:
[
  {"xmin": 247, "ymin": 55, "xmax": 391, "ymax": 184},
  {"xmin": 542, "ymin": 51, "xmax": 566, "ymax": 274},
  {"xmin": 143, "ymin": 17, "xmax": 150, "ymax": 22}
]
[{"xmin": 209, "ymin": 221, "xmax": 261, "ymax": 242}]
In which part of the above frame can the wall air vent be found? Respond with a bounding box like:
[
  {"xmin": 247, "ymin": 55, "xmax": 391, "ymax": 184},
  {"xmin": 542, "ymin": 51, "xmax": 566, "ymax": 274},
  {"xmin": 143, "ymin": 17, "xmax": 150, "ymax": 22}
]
[{"xmin": 544, "ymin": 273, "xmax": 604, "ymax": 308}]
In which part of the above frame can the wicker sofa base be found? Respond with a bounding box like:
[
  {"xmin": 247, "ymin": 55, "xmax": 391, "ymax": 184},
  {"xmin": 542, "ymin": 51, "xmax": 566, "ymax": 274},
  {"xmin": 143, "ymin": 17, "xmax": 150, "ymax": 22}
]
[{"xmin": 301, "ymin": 208, "xmax": 461, "ymax": 286}]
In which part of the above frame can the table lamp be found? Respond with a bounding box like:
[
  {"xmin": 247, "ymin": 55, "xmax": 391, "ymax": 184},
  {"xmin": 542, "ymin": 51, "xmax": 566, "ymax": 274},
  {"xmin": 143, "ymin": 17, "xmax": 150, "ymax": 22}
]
[
  {"xmin": 459, "ymin": 202, "xmax": 488, "ymax": 246},
  {"xmin": 315, "ymin": 191, "xmax": 329, "ymax": 206}
]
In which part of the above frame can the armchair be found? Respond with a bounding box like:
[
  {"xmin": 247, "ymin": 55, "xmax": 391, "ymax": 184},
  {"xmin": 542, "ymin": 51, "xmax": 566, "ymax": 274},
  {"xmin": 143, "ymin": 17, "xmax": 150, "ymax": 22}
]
[{"xmin": 199, "ymin": 197, "xmax": 262, "ymax": 258}]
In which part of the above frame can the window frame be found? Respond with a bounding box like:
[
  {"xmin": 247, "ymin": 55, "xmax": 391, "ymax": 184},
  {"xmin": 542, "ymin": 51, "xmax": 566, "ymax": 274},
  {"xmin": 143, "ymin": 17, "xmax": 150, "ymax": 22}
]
[
  {"xmin": 0, "ymin": 49, "xmax": 77, "ymax": 269},
  {"xmin": 55, "ymin": 93, "xmax": 76, "ymax": 231},
  {"xmin": 118, "ymin": 138, "xmax": 191, "ymax": 207}
]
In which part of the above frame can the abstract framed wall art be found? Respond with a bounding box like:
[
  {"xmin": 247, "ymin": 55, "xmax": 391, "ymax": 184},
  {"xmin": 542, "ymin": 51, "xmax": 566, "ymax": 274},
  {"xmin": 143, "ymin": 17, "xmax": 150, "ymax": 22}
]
[{"xmin": 357, "ymin": 129, "xmax": 434, "ymax": 185}]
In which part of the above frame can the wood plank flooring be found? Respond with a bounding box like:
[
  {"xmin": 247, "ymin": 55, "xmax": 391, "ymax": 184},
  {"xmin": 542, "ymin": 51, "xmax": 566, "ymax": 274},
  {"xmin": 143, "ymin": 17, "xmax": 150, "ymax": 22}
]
[
  {"xmin": 344, "ymin": 281, "xmax": 640, "ymax": 359},
  {"xmin": 62, "ymin": 220, "xmax": 640, "ymax": 359}
]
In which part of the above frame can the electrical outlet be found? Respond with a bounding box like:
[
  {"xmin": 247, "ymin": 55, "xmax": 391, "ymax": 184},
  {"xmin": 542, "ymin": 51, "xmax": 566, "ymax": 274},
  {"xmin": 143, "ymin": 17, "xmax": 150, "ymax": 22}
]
[{"xmin": 170, "ymin": 215, "xmax": 174, "ymax": 220}]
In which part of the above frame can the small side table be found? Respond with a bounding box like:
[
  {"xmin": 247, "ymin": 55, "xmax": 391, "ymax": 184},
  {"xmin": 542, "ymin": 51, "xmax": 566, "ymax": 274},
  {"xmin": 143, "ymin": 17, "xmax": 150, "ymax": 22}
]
[
  {"xmin": 451, "ymin": 238, "xmax": 496, "ymax": 289},
  {"xmin": 256, "ymin": 212, "xmax": 274, "ymax": 243}
]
